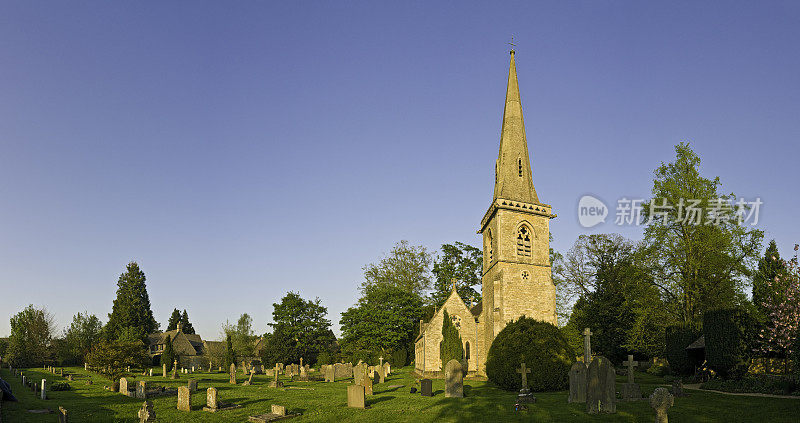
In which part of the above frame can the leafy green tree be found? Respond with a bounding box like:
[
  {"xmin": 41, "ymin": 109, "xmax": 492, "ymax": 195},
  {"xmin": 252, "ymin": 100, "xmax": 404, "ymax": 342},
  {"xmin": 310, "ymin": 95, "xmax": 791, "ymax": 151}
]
[
  {"xmin": 224, "ymin": 333, "xmax": 236, "ymax": 369},
  {"xmin": 62, "ymin": 312, "xmax": 103, "ymax": 364},
  {"xmin": 6, "ymin": 304, "xmax": 55, "ymax": 367},
  {"xmin": 180, "ymin": 310, "xmax": 195, "ymax": 334},
  {"xmin": 166, "ymin": 309, "xmax": 181, "ymax": 331},
  {"xmin": 261, "ymin": 292, "xmax": 337, "ymax": 365},
  {"xmin": 641, "ymin": 143, "xmax": 763, "ymax": 324},
  {"xmin": 0, "ymin": 338, "xmax": 8, "ymax": 357},
  {"xmin": 428, "ymin": 242, "xmax": 482, "ymax": 308},
  {"xmin": 439, "ymin": 309, "xmax": 464, "ymax": 370},
  {"xmin": 86, "ymin": 339, "xmax": 149, "ymax": 381},
  {"xmin": 752, "ymin": 240, "xmax": 787, "ymax": 318},
  {"xmin": 104, "ymin": 262, "xmax": 159, "ymax": 342},
  {"xmin": 360, "ymin": 240, "xmax": 433, "ymax": 295},
  {"xmin": 339, "ymin": 284, "xmax": 423, "ymax": 360},
  {"xmin": 223, "ymin": 313, "xmax": 255, "ymax": 359},
  {"xmin": 162, "ymin": 335, "xmax": 175, "ymax": 371}
]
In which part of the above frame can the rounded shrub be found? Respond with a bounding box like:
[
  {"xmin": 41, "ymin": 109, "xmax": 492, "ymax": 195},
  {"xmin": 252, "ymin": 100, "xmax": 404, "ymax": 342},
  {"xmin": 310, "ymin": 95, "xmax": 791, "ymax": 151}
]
[{"xmin": 486, "ymin": 316, "xmax": 576, "ymax": 391}]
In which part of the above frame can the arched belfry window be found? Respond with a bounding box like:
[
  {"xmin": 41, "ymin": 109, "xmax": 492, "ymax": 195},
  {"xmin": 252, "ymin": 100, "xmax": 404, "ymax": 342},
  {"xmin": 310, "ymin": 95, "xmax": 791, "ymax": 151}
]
[
  {"xmin": 516, "ymin": 225, "xmax": 532, "ymax": 257},
  {"xmin": 465, "ymin": 342, "xmax": 471, "ymax": 360},
  {"xmin": 518, "ymin": 158, "xmax": 523, "ymax": 177},
  {"xmin": 486, "ymin": 229, "xmax": 493, "ymax": 264}
]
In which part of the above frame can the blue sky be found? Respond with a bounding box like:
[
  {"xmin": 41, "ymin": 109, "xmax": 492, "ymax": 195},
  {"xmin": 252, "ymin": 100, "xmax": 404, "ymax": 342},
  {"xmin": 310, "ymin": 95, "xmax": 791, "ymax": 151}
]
[{"xmin": 1, "ymin": 1, "xmax": 798, "ymax": 338}]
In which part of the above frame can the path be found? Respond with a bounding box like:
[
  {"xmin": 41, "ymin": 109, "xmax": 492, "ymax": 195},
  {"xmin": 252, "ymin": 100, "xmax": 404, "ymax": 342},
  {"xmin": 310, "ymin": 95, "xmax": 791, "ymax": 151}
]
[{"xmin": 680, "ymin": 383, "xmax": 800, "ymax": 400}]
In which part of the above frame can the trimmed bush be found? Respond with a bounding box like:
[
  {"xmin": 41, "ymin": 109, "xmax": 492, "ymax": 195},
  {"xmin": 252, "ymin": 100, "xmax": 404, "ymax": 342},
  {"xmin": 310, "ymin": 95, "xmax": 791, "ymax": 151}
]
[
  {"xmin": 391, "ymin": 348, "xmax": 407, "ymax": 367},
  {"xmin": 486, "ymin": 316, "xmax": 575, "ymax": 391},
  {"xmin": 439, "ymin": 310, "xmax": 464, "ymax": 370},
  {"xmin": 664, "ymin": 324, "xmax": 701, "ymax": 375},
  {"xmin": 704, "ymin": 308, "xmax": 758, "ymax": 379}
]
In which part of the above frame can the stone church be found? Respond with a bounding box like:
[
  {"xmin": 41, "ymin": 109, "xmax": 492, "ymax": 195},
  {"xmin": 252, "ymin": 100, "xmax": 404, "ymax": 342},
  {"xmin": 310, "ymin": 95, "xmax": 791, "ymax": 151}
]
[{"xmin": 414, "ymin": 50, "xmax": 557, "ymax": 377}]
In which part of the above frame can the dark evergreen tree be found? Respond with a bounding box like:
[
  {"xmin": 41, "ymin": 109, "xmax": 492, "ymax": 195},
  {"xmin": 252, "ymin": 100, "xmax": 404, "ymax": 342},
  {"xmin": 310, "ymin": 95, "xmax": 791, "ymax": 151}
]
[
  {"xmin": 224, "ymin": 333, "xmax": 236, "ymax": 369},
  {"xmin": 180, "ymin": 310, "xmax": 195, "ymax": 334},
  {"xmin": 104, "ymin": 262, "xmax": 159, "ymax": 342},
  {"xmin": 166, "ymin": 309, "xmax": 181, "ymax": 331},
  {"xmin": 161, "ymin": 334, "xmax": 175, "ymax": 371},
  {"xmin": 752, "ymin": 240, "xmax": 787, "ymax": 317},
  {"xmin": 439, "ymin": 309, "xmax": 464, "ymax": 370}
]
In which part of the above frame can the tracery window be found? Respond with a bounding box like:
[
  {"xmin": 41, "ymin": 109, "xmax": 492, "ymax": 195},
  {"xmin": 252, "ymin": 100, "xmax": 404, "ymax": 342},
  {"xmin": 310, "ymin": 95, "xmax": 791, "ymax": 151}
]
[{"xmin": 516, "ymin": 225, "xmax": 532, "ymax": 257}]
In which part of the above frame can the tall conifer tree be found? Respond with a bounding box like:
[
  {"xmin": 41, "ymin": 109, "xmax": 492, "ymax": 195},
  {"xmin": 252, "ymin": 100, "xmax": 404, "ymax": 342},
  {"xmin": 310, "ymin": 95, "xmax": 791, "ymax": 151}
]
[
  {"xmin": 180, "ymin": 310, "xmax": 196, "ymax": 334},
  {"xmin": 104, "ymin": 262, "xmax": 158, "ymax": 342},
  {"xmin": 439, "ymin": 309, "xmax": 464, "ymax": 370},
  {"xmin": 166, "ymin": 309, "xmax": 181, "ymax": 331}
]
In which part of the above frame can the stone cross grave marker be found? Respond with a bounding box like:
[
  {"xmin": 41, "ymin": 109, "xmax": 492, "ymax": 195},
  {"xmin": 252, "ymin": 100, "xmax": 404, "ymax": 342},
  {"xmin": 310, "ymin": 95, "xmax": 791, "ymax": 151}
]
[
  {"xmin": 623, "ymin": 355, "xmax": 638, "ymax": 384},
  {"xmin": 649, "ymin": 387, "xmax": 674, "ymax": 423},
  {"xmin": 444, "ymin": 359, "xmax": 464, "ymax": 398},
  {"xmin": 139, "ymin": 401, "xmax": 156, "ymax": 422},
  {"xmin": 621, "ymin": 354, "xmax": 641, "ymax": 401},
  {"xmin": 516, "ymin": 362, "xmax": 531, "ymax": 391},
  {"xmin": 269, "ymin": 363, "xmax": 282, "ymax": 388},
  {"xmin": 582, "ymin": 328, "xmax": 592, "ymax": 365},
  {"xmin": 171, "ymin": 361, "xmax": 178, "ymax": 379}
]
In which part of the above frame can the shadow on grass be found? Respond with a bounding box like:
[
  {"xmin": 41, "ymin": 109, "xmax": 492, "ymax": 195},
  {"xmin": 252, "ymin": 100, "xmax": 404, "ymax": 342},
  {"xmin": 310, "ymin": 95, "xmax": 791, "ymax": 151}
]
[{"xmin": 367, "ymin": 395, "xmax": 396, "ymax": 407}]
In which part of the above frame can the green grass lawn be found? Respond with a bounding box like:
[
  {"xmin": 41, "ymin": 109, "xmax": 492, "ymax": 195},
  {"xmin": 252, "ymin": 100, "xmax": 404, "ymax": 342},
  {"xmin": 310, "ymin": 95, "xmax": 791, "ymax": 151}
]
[{"xmin": 2, "ymin": 366, "xmax": 799, "ymax": 422}]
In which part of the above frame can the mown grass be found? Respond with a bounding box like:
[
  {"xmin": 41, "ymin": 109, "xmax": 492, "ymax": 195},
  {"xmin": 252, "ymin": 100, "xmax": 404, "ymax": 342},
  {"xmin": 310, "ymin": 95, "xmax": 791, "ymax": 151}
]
[{"xmin": 2, "ymin": 366, "xmax": 799, "ymax": 422}]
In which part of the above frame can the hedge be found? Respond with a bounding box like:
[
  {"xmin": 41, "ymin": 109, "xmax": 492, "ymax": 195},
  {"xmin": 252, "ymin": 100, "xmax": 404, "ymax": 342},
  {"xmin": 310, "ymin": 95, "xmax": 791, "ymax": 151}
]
[
  {"xmin": 664, "ymin": 324, "xmax": 702, "ymax": 375},
  {"xmin": 703, "ymin": 308, "xmax": 757, "ymax": 379}
]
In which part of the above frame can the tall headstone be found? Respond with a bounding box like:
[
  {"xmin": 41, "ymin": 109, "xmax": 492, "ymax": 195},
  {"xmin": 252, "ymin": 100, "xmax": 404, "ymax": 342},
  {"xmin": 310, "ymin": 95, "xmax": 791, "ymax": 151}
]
[
  {"xmin": 444, "ymin": 359, "xmax": 463, "ymax": 398},
  {"xmin": 361, "ymin": 371, "xmax": 373, "ymax": 395},
  {"xmin": 206, "ymin": 387, "xmax": 218, "ymax": 411},
  {"xmin": 171, "ymin": 360, "xmax": 178, "ymax": 379},
  {"xmin": 649, "ymin": 387, "xmax": 674, "ymax": 423},
  {"xmin": 119, "ymin": 378, "xmax": 130, "ymax": 397},
  {"xmin": 582, "ymin": 328, "xmax": 592, "ymax": 365},
  {"xmin": 325, "ymin": 365, "xmax": 335, "ymax": 382},
  {"xmin": 420, "ymin": 378, "xmax": 433, "ymax": 397},
  {"xmin": 621, "ymin": 354, "xmax": 641, "ymax": 401},
  {"xmin": 162, "ymin": 363, "xmax": 167, "ymax": 378},
  {"xmin": 85, "ymin": 363, "xmax": 88, "ymax": 371},
  {"xmin": 229, "ymin": 363, "xmax": 237, "ymax": 384},
  {"xmin": 378, "ymin": 362, "xmax": 385, "ymax": 383},
  {"xmin": 568, "ymin": 362, "xmax": 587, "ymax": 403},
  {"xmin": 136, "ymin": 381, "xmax": 147, "ymax": 399},
  {"xmin": 138, "ymin": 401, "xmax": 156, "ymax": 422},
  {"xmin": 347, "ymin": 384, "xmax": 367, "ymax": 409},
  {"xmin": 177, "ymin": 386, "xmax": 191, "ymax": 411},
  {"xmin": 40, "ymin": 379, "xmax": 47, "ymax": 400},
  {"xmin": 586, "ymin": 356, "xmax": 615, "ymax": 414},
  {"xmin": 149, "ymin": 368, "xmax": 153, "ymax": 377}
]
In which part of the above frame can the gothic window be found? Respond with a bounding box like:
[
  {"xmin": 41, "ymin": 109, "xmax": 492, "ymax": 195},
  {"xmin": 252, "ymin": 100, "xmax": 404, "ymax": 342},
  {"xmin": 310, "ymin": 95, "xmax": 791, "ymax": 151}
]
[
  {"xmin": 486, "ymin": 229, "xmax": 493, "ymax": 264},
  {"xmin": 516, "ymin": 225, "xmax": 532, "ymax": 257},
  {"xmin": 518, "ymin": 158, "xmax": 523, "ymax": 177},
  {"xmin": 465, "ymin": 342, "xmax": 471, "ymax": 360}
]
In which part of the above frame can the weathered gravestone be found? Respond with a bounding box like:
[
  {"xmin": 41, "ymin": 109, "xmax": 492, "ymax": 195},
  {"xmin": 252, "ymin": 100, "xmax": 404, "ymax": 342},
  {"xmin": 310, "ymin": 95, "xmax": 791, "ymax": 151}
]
[
  {"xmin": 568, "ymin": 362, "xmax": 587, "ymax": 403},
  {"xmin": 177, "ymin": 386, "xmax": 191, "ymax": 411},
  {"xmin": 586, "ymin": 356, "xmax": 615, "ymax": 414},
  {"xmin": 40, "ymin": 379, "xmax": 47, "ymax": 400},
  {"xmin": 162, "ymin": 363, "xmax": 167, "ymax": 378},
  {"xmin": 230, "ymin": 363, "xmax": 237, "ymax": 384},
  {"xmin": 420, "ymin": 378, "xmax": 433, "ymax": 397},
  {"xmin": 347, "ymin": 384, "xmax": 367, "ymax": 409},
  {"xmin": 649, "ymin": 387, "xmax": 674, "ymax": 423},
  {"xmin": 188, "ymin": 379, "xmax": 198, "ymax": 392},
  {"xmin": 136, "ymin": 381, "xmax": 147, "ymax": 399},
  {"xmin": 384, "ymin": 362, "xmax": 390, "ymax": 376},
  {"xmin": 324, "ymin": 365, "xmax": 335, "ymax": 382},
  {"xmin": 378, "ymin": 363, "xmax": 385, "ymax": 383},
  {"xmin": 203, "ymin": 386, "xmax": 242, "ymax": 412},
  {"xmin": 444, "ymin": 359, "xmax": 463, "ymax": 398},
  {"xmin": 149, "ymin": 368, "xmax": 153, "ymax": 377},
  {"xmin": 57, "ymin": 406, "xmax": 68, "ymax": 423},
  {"xmin": 621, "ymin": 355, "xmax": 641, "ymax": 401},
  {"xmin": 248, "ymin": 404, "xmax": 299, "ymax": 422},
  {"xmin": 361, "ymin": 372, "xmax": 373, "ymax": 395},
  {"xmin": 171, "ymin": 360, "xmax": 178, "ymax": 379},
  {"xmin": 138, "ymin": 401, "xmax": 156, "ymax": 422},
  {"xmin": 119, "ymin": 378, "xmax": 130, "ymax": 397}
]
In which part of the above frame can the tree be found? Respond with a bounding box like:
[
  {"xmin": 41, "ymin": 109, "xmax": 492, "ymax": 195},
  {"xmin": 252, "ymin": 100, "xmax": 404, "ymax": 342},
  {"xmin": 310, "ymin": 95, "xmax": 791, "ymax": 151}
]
[
  {"xmin": 757, "ymin": 245, "xmax": 800, "ymax": 368},
  {"xmin": 86, "ymin": 339, "xmax": 149, "ymax": 381},
  {"xmin": 222, "ymin": 313, "xmax": 255, "ymax": 360},
  {"xmin": 752, "ymin": 240, "xmax": 788, "ymax": 319},
  {"xmin": 166, "ymin": 309, "xmax": 181, "ymax": 331},
  {"xmin": 104, "ymin": 262, "xmax": 159, "ymax": 342},
  {"xmin": 162, "ymin": 335, "xmax": 175, "ymax": 371},
  {"xmin": 180, "ymin": 310, "xmax": 196, "ymax": 334},
  {"xmin": 439, "ymin": 309, "xmax": 464, "ymax": 370},
  {"xmin": 224, "ymin": 333, "xmax": 236, "ymax": 369},
  {"xmin": 261, "ymin": 292, "xmax": 337, "ymax": 365},
  {"xmin": 360, "ymin": 240, "xmax": 433, "ymax": 295},
  {"xmin": 428, "ymin": 242, "xmax": 482, "ymax": 308},
  {"xmin": 6, "ymin": 305, "xmax": 55, "ymax": 367},
  {"xmin": 641, "ymin": 143, "xmax": 763, "ymax": 324},
  {"xmin": 339, "ymin": 284, "xmax": 423, "ymax": 361},
  {"xmin": 62, "ymin": 312, "xmax": 103, "ymax": 364}
]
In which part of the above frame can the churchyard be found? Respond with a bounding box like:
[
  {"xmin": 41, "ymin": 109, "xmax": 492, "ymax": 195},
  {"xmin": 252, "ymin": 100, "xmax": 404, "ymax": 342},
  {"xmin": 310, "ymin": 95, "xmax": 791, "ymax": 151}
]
[{"xmin": 1, "ymin": 363, "xmax": 799, "ymax": 422}]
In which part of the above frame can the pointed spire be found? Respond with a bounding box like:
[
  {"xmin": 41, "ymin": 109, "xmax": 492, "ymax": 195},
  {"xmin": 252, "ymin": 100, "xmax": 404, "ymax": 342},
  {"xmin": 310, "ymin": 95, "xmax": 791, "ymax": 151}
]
[{"xmin": 493, "ymin": 51, "xmax": 539, "ymax": 204}]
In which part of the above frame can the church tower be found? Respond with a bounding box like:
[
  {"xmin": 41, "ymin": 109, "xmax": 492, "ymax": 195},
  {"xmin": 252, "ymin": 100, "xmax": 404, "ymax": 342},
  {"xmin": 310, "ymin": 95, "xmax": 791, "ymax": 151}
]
[{"xmin": 478, "ymin": 50, "xmax": 557, "ymax": 373}]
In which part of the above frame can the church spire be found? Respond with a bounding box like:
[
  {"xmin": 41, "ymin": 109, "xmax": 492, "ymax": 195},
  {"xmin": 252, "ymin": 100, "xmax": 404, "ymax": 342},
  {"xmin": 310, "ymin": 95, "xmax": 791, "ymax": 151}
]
[{"xmin": 493, "ymin": 50, "xmax": 539, "ymax": 204}]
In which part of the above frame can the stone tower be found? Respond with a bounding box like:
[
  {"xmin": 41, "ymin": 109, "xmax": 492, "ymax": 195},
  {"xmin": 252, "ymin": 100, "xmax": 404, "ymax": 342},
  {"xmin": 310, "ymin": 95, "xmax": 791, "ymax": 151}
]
[{"xmin": 478, "ymin": 50, "xmax": 557, "ymax": 372}]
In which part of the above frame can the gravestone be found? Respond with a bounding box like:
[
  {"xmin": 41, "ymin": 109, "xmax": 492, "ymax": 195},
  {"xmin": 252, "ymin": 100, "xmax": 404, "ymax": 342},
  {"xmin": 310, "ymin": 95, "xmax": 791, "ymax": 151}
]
[
  {"xmin": 188, "ymin": 379, "xmax": 198, "ymax": 392},
  {"xmin": 138, "ymin": 401, "xmax": 156, "ymax": 422},
  {"xmin": 67, "ymin": 374, "xmax": 73, "ymax": 381},
  {"xmin": 269, "ymin": 363, "xmax": 283, "ymax": 388},
  {"xmin": 243, "ymin": 371, "xmax": 254, "ymax": 386},
  {"xmin": 444, "ymin": 359, "xmax": 463, "ymax": 398},
  {"xmin": 586, "ymin": 356, "xmax": 615, "ymax": 414},
  {"xmin": 171, "ymin": 361, "xmax": 178, "ymax": 379},
  {"xmin": 621, "ymin": 355, "xmax": 641, "ymax": 401},
  {"xmin": 384, "ymin": 362, "xmax": 390, "ymax": 376},
  {"xmin": 361, "ymin": 372, "xmax": 373, "ymax": 395},
  {"xmin": 649, "ymin": 387, "xmax": 674, "ymax": 423},
  {"xmin": 248, "ymin": 404, "xmax": 298, "ymax": 422},
  {"xmin": 378, "ymin": 363, "xmax": 385, "ymax": 383},
  {"xmin": 119, "ymin": 378, "xmax": 130, "ymax": 397},
  {"xmin": 347, "ymin": 384, "xmax": 367, "ymax": 409},
  {"xmin": 353, "ymin": 363, "xmax": 366, "ymax": 385},
  {"xmin": 516, "ymin": 362, "xmax": 535, "ymax": 403},
  {"xmin": 162, "ymin": 363, "xmax": 167, "ymax": 378},
  {"xmin": 325, "ymin": 365, "xmax": 335, "ymax": 382},
  {"xmin": 149, "ymin": 369, "xmax": 153, "ymax": 377},
  {"xmin": 40, "ymin": 379, "xmax": 47, "ymax": 400},
  {"xmin": 517, "ymin": 362, "xmax": 531, "ymax": 391},
  {"xmin": 670, "ymin": 380, "xmax": 686, "ymax": 397},
  {"xmin": 177, "ymin": 386, "xmax": 191, "ymax": 411},
  {"xmin": 420, "ymin": 378, "xmax": 433, "ymax": 397},
  {"xmin": 136, "ymin": 381, "xmax": 147, "ymax": 399},
  {"xmin": 582, "ymin": 328, "xmax": 593, "ymax": 365},
  {"xmin": 203, "ymin": 386, "xmax": 242, "ymax": 412},
  {"xmin": 84, "ymin": 363, "xmax": 88, "ymax": 371},
  {"xmin": 58, "ymin": 406, "xmax": 68, "ymax": 423},
  {"xmin": 568, "ymin": 362, "xmax": 587, "ymax": 403},
  {"xmin": 372, "ymin": 370, "xmax": 380, "ymax": 385},
  {"xmin": 230, "ymin": 363, "xmax": 237, "ymax": 384}
]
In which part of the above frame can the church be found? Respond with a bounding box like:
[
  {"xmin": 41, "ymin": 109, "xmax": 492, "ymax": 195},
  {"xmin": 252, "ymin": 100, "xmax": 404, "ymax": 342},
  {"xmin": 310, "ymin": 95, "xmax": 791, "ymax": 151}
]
[{"xmin": 414, "ymin": 50, "xmax": 558, "ymax": 377}]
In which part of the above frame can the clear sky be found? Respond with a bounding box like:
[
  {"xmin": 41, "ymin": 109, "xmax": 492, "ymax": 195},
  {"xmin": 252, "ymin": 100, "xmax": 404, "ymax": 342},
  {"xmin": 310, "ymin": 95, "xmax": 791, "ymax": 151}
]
[{"xmin": 1, "ymin": 1, "xmax": 798, "ymax": 339}]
